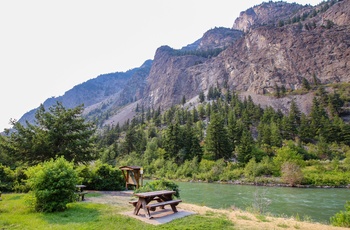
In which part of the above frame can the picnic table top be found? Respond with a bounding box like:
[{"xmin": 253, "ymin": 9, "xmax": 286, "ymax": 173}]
[
  {"xmin": 76, "ymin": 185, "xmax": 86, "ymax": 188},
  {"xmin": 134, "ymin": 190, "xmax": 175, "ymax": 198}
]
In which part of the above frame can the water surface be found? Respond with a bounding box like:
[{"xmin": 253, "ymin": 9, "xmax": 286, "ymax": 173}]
[{"xmin": 175, "ymin": 181, "xmax": 350, "ymax": 223}]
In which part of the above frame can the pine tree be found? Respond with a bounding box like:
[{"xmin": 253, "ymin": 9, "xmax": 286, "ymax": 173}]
[
  {"xmin": 236, "ymin": 128, "xmax": 254, "ymax": 164},
  {"xmin": 163, "ymin": 122, "xmax": 182, "ymax": 160},
  {"xmin": 205, "ymin": 112, "xmax": 231, "ymax": 160},
  {"xmin": 288, "ymin": 99, "xmax": 301, "ymax": 137},
  {"xmin": 270, "ymin": 121, "xmax": 282, "ymax": 147},
  {"xmin": 299, "ymin": 114, "xmax": 312, "ymax": 142},
  {"xmin": 199, "ymin": 90, "xmax": 205, "ymax": 103},
  {"xmin": 302, "ymin": 77, "xmax": 311, "ymax": 90},
  {"xmin": 182, "ymin": 95, "xmax": 186, "ymax": 105},
  {"xmin": 6, "ymin": 102, "xmax": 96, "ymax": 165}
]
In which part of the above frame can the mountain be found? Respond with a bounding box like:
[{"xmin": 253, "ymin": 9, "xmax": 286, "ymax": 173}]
[
  {"xmin": 18, "ymin": 60, "xmax": 152, "ymax": 127},
  {"xmin": 18, "ymin": 0, "xmax": 350, "ymax": 128}
]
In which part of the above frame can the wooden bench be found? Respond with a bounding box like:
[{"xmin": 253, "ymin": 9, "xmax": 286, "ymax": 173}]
[
  {"xmin": 146, "ymin": 199, "xmax": 182, "ymax": 212},
  {"xmin": 129, "ymin": 197, "xmax": 163, "ymax": 207},
  {"xmin": 75, "ymin": 191, "xmax": 88, "ymax": 201}
]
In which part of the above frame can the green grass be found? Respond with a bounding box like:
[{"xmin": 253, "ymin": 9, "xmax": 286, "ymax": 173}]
[
  {"xmin": 0, "ymin": 193, "xmax": 234, "ymax": 230},
  {"xmin": 277, "ymin": 223, "xmax": 289, "ymax": 228}
]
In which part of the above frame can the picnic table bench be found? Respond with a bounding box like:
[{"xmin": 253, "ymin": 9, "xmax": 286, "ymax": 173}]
[
  {"xmin": 132, "ymin": 190, "xmax": 182, "ymax": 219},
  {"xmin": 75, "ymin": 185, "xmax": 88, "ymax": 201}
]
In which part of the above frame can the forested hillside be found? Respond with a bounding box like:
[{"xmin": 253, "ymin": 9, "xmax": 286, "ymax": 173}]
[{"xmin": 96, "ymin": 81, "xmax": 350, "ymax": 187}]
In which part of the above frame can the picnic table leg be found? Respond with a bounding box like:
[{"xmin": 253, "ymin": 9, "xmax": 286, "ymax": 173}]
[
  {"xmin": 134, "ymin": 201, "xmax": 142, "ymax": 215},
  {"xmin": 170, "ymin": 204, "xmax": 178, "ymax": 213},
  {"xmin": 158, "ymin": 194, "xmax": 178, "ymax": 213},
  {"xmin": 141, "ymin": 199, "xmax": 152, "ymax": 219}
]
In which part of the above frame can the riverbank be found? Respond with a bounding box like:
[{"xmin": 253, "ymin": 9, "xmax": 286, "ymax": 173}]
[
  {"xmin": 87, "ymin": 190, "xmax": 348, "ymax": 230},
  {"xmin": 148, "ymin": 177, "xmax": 350, "ymax": 189}
]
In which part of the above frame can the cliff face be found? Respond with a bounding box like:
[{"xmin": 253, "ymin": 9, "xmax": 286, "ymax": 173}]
[
  {"xmin": 144, "ymin": 46, "xmax": 207, "ymax": 108},
  {"xmin": 322, "ymin": 0, "xmax": 350, "ymax": 26},
  {"xmin": 17, "ymin": 0, "xmax": 350, "ymax": 128},
  {"xmin": 143, "ymin": 0, "xmax": 350, "ymax": 112},
  {"xmin": 232, "ymin": 2, "xmax": 309, "ymax": 32},
  {"xmin": 222, "ymin": 25, "xmax": 350, "ymax": 94},
  {"xmin": 197, "ymin": 27, "xmax": 243, "ymax": 50}
]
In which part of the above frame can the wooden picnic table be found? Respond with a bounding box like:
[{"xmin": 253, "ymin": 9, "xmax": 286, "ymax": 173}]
[
  {"xmin": 75, "ymin": 185, "xmax": 87, "ymax": 201},
  {"xmin": 132, "ymin": 190, "xmax": 182, "ymax": 219},
  {"xmin": 76, "ymin": 185, "xmax": 86, "ymax": 192}
]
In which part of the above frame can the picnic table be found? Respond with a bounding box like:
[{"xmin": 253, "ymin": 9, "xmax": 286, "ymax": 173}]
[
  {"xmin": 75, "ymin": 185, "xmax": 87, "ymax": 201},
  {"xmin": 132, "ymin": 190, "xmax": 182, "ymax": 219}
]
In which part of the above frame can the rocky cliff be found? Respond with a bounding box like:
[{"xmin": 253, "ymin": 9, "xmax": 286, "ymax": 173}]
[
  {"xmin": 141, "ymin": 0, "xmax": 350, "ymax": 115},
  {"xmin": 232, "ymin": 1, "xmax": 310, "ymax": 32}
]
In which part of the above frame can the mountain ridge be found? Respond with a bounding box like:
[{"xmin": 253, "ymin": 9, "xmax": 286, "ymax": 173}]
[{"xmin": 16, "ymin": 0, "xmax": 350, "ymax": 129}]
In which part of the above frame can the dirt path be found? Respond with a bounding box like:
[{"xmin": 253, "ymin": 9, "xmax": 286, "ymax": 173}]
[{"xmin": 85, "ymin": 190, "xmax": 348, "ymax": 230}]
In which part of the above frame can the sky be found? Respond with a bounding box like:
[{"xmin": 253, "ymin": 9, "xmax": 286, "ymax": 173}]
[{"xmin": 0, "ymin": 0, "xmax": 322, "ymax": 131}]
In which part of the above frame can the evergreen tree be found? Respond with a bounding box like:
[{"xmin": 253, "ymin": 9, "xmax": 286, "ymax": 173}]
[
  {"xmin": 227, "ymin": 110, "xmax": 238, "ymax": 150},
  {"xmin": 341, "ymin": 124, "xmax": 350, "ymax": 146},
  {"xmin": 236, "ymin": 128, "xmax": 254, "ymax": 164},
  {"xmin": 257, "ymin": 122, "xmax": 271, "ymax": 146},
  {"xmin": 205, "ymin": 112, "xmax": 231, "ymax": 160},
  {"xmin": 182, "ymin": 123, "xmax": 202, "ymax": 162},
  {"xmin": 302, "ymin": 77, "xmax": 311, "ymax": 90},
  {"xmin": 192, "ymin": 107, "xmax": 199, "ymax": 123},
  {"xmin": 121, "ymin": 127, "xmax": 137, "ymax": 154},
  {"xmin": 310, "ymin": 97, "xmax": 328, "ymax": 137},
  {"xmin": 182, "ymin": 95, "xmax": 186, "ymax": 105},
  {"xmin": 299, "ymin": 113, "xmax": 312, "ymax": 142},
  {"xmin": 288, "ymin": 99, "xmax": 301, "ymax": 137},
  {"xmin": 163, "ymin": 122, "xmax": 182, "ymax": 159},
  {"xmin": 199, "ymin": 90, "xmax": 205, "ymax": 103},
  {"xmin": 270, "ymin": 121, "xmax": 282, "ymax": 147},
  {"xmin": 328, "ymin": 92, "xmax": 344, "ymax": 116},
  {"xmin": 198, "ymin": 104, "xmax": 205, "ymax": 120},
  {"xmin": 5, "ymin": 102, "xmax": 96, "ymax": 165}
]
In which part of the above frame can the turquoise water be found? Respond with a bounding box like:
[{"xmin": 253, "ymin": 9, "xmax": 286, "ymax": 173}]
[{"xmin": 174, "ymin": 181, "xmax": 350, "ymax": 223}]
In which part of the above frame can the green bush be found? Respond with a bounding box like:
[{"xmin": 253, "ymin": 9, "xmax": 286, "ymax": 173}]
[
  {"xmin": 331, "ymin": 201, "xmax": 350, "ymax": 227},
  {"xmin": 134, "ymin": 179, "xmax": 180, "ymax": 198},
  {"xmin": 0, "ymin": 163, "xmax": 15, "ymax": 192},
  {"xmin": 25, "ymin": 157, "xmax": 77, "ymax": 212},
  {"xmin": 302, "ymin": 169, "xmax": 350, "ymax": 186},
  {"xmin": 196, "ymin": 159, "xmax": 225, "ymax": 182},
  {"xmin": 13, "ymin": 167, "xmax": 30, "ymax": 193},
  {"xmin": 219, "ymin": 162, "xmax": 242, "ymax": 181},
  {"xmin": 76, "ymin": 161, "xmax": 124, "ymax": 191}
]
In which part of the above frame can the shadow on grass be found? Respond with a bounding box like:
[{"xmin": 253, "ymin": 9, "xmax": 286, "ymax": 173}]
[
  {"xmin": 40, "ymin": 202, "xmax": 103, "ymax": 225},
  {"xmin": 6, "ymin": 194, "xmax": 22, "ymax": 200}
]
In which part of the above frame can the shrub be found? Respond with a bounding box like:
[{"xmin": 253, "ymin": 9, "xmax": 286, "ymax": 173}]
[
  {"xmin": 330, "ymin": 201, "xmax": 350, "ymax": 227},
  {"xmin": 281, "ymin": 162, "xmax": 303, "ymax": 186},
  {"xmin": 134, "ymin": 179, "xmax": 180, "ymax": 198},
  {"xmin": 91, "ymin": 163, "xmax": 124, "ymax": 191},
  {"xmin": 0, "ymin": 164, "xmax": 15, "ymax": 192},
  {"xmin": 13, "ymin": 167, "xmax": 30, "ymax": 193},
  {"xmin": 76, "ymin": 161, "xmax": 124, "ymax": 191},
  {"xmin": 244, "ymin": 158, "xmax": 259, "ymax": 179},
  {"xmin": 196, "ymin": 159, "xmax": 225, "ymax": 181},
  {"xmin": 25, "ymin": 157, "xmax": 77, "ymax": 212}
]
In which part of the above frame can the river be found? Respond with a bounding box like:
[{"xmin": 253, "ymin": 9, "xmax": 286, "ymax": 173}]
[{"xmin": 174, "ymin": 181, "xmax": 350, "ymax": 223}]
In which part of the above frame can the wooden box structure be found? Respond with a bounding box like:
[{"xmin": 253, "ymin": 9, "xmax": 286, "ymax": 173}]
[{"xmin": 119, "ymin": 166, "xmax": 143, "ymax": 190}]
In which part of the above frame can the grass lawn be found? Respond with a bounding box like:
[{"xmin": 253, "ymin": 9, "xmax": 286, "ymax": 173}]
[{"xmin": 0, "ymin": 193, "xmax": 234, "ymax": 230}]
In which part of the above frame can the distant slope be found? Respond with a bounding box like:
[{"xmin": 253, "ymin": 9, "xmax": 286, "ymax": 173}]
[
  {"xmin": 17, "ymin": 0, "xmax": 350, "ymax": 129},
  {"xmin": 18, "ymin": 60, "xmax": 152, "ymax": 127}
]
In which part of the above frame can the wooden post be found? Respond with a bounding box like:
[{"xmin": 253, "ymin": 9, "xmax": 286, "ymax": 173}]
[{"xmin": 140, "ymin": 167, "xmax": 144, "ymax": 187}]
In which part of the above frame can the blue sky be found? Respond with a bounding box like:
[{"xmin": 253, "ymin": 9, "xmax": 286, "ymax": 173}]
[{"xmin": 0, "ymin": 0, "xmax": 322, "ymax": 130}]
